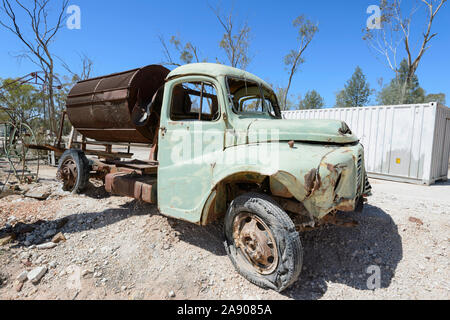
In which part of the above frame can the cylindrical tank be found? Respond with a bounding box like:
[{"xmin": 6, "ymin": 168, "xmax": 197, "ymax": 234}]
[{"xmin": 66, "ymin": 65, "xmax": 170, "ymax": 144}]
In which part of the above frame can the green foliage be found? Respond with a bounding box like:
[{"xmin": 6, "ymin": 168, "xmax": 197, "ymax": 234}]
[
  {"xmin": 218, "ymin": 21, "xmax": 251, "ymax": 69},
  {"xmin": 0, "ymin": 78, "xmax": 43, "ymax": 124},
  {"xmin": 335, "ymin": 66, "xmax": 373, "ymax": 108},
  {"xmin": 377, "ymin": 59, "xmax": 426, "ymax": 105},
  {"xmin": 275, "ymin": 87, "xmax": 294, "ymax": 111},
  {"xmin": 293, "ymin": 15, "xmax": 319, "ymax": 44},
  {"xmin": 299, "ymin": 90, "xmax": 324, "ymax": 110},
  {"xmin": 170, "ymin": 36, "xmax": 202, "ymax": 64},
  {"xmin": 425, "ymin": 93, "xmax": 446, "ymax": 105}
]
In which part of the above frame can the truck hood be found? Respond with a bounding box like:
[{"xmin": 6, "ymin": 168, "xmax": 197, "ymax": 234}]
[{"xmin": 247, "ymin": 119, "xmax": 358, "ymax": 144}]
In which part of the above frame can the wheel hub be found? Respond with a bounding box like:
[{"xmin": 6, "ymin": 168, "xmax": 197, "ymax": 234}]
[
  {"xmin": 233, "ymin": 212, "xmax": 278, "ymax": 274},
  {"xmin": 57, "ymin": 158, "xmax": 78, "ymax": 191}
]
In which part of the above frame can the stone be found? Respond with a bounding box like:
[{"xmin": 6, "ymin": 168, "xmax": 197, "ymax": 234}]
[
  {"xmin": 7, "ymin": 216, "xmax": 17, "ymax": 224},
  {"xmin": 0, "ymin": 234, "xmax": 15, "ymax": 246},
  {"xmin": 27, "ymin": 266, "xmax": 47, "ymax": 284},
  {"xmin": 409, "ymin": 217, "xmax": 424, "ymax": 226},
  {"xmin": 24, "ymin": 185, "xmax": 51, "ymax": 200},
  {"xmin": 82, "ymin": 269, "xmax": 94, "ymax": 277},
  {"xmin": 51, "ymin": 232, "xmax": 66, "ymax": 243},
  {"xmin": 168, "ymin": 291, "xmax": 176, "ymax": 298},
  {"xmin": 37, "ymin": 242, "xmax": 57, "ymax": 250},
  {"xmin": 16, "ymin": 271, "xmax": 28, "ymax": 283},
  {"xmin": 19, "ymin": 251, "xmax": 31, "ymax": 260},
  {"xmin": 15, "ymin": 281, "xmax": 24, "ymax": 292}
]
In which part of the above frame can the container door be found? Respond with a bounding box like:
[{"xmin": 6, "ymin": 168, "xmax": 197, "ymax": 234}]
[
  {"xmin": 441, "ymin": 119, "xmax": 450, "ymax": 177},
  {"xmin": 157, "ymin": 77, "xmax": 225, "ymax": 223}
]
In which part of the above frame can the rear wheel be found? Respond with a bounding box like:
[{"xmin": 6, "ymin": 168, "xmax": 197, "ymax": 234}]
[
  {"xmin": 57, "ymin": 150, "xmax": 90, "ymax": 193},
  {"xmin": 224, "ymin": 193, "xmax": 303, "ymax": 292}
]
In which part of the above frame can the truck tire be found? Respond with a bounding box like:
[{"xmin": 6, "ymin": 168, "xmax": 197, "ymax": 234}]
[
  {"xmin": 224, "ymin": 192, "xmax": 303, "ymax": 292},
  {"xmin": 57, "ymin": 149, "xmax": 90, "ymax": 194}
]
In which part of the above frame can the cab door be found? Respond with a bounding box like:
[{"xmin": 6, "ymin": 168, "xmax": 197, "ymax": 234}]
[{"xmin": 157, "ymin": 76, "xmax": 225, "ymax": 223}]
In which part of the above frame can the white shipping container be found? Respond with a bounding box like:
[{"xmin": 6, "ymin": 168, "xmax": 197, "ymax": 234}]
[{"xmin": 283, "ymin": 102, "xmax": 450, "ymax": 185}]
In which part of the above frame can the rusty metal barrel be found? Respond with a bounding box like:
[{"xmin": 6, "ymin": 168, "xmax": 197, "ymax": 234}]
[{"xmin": 66, "ymin": 65, "xmax": 170, "ymax": 144}]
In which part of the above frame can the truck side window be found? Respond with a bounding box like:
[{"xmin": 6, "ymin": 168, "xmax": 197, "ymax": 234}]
[{"xmin": 171, "ymin": 81, "xmax": 220, "ymax": 121}]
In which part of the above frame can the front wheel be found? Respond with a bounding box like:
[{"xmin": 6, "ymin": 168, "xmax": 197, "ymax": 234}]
[{"xmin": 224, "ymin": 193, "xmax": 303, "ymax": 292}]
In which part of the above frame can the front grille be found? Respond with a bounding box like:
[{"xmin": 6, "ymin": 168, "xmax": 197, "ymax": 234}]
[
  {"xmin": 363, "ymin": 174, "xmax": 372, "ymax": 196},
  {"xmin": 357, "ymin": 154, "xmax": 363, "ymax": 193}
]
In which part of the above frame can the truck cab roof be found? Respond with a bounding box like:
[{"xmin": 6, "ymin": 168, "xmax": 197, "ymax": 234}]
[{"xmin": 166, "ymin": 63, "xmax": 273, "ymax": 90}]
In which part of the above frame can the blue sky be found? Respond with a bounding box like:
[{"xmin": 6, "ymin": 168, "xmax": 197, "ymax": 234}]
[{"xmin": 0, "ymin": 0, "xmax": 449, "ymax": 107}]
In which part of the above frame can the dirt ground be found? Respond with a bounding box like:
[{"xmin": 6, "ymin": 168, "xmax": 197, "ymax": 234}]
[{"xmin": 0, "ymin": 160, "xmax": 449, "ymax": 300}]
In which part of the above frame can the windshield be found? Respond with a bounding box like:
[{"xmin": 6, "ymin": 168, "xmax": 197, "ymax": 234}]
[{"xmin": 226, "ymin": 77, "xmax": 281, "ymax": 118}]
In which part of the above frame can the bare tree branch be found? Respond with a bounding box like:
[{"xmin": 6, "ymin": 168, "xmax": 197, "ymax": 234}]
[
  {"xmin": 0, "ymin": 0, "xmax": 69, "ymax": 133},
  {"xmin": 283, "ymin": 15, "xmax": 318, "ymax": 109},
  {"xmin": 210, "ymin": 4, "xmax": 251, "ymax": 70},
  {"xmin": 363, "ymin": 0, "xmax": 447, "ymax": 94}
]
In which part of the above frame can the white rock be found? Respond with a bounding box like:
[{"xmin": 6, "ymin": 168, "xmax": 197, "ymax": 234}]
[
  {"xmin": 7, "ymin": 216, "xmax": 17, "ymax": 224},
  {"xmin": 16, "ymin": 271, "xmax": 28, "ymax": 283},
  {"xmin": 27, "ymin": 266, "xmax": 47, "ymax": 284},
  {"xmin": 81, "ymin": 269, "xmax": 93, "ymax": 277},
  {"xmin": 20, "ymin": 251, "xmax": 31, "ymax": 260},
  {"xmin": 168, "ymin": 291, "xmax": 176, "ymax": 298},
  {"xmin": 37, "ymin": 242, "xmax": 57, "ymax": 250}
]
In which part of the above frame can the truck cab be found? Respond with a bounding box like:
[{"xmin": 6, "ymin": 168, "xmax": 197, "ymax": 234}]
[{"xmin": 157, "ymin": 63, "xmax": 371, "ymax": 223}]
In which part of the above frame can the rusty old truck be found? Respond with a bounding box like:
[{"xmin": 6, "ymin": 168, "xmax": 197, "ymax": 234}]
[{"xmin": 49, "ymin": 63, "xmax": 372, "ymax": 292}]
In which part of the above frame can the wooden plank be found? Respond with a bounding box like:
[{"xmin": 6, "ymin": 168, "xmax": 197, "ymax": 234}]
[{"xmin": 83, "ymin": 149, "xmax": 133, "ymax": 159}]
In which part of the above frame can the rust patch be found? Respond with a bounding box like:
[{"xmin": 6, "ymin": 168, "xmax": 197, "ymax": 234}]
[
  {"xmin": 326, "ymin": 163, "xmax": 337, "ymax": 173},
  {"xmin": 233, "ymin": 212, "xmax": 278, "ymax": 275},
  {"xmin": 335, "ymin": 198, "xmax": 355, "ymax": 212},
  {"xmin": 304, "ymin": 168, "xmax": 321, "ymax": 197},
  {"xmin": 105, "ymin": 172, "xmax": 157, "ymax": 203}
]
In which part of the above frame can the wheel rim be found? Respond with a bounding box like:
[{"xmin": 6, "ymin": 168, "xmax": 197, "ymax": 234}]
[
  {"xmin": 57, "ymin": 158, "xmax": 78, "ymax": 191},
  {"xmin": 232, "ymin": 212, "xmax": 279, "ymax": 275}
]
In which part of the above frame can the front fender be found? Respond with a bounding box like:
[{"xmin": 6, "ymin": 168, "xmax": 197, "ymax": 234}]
[{"xmin": 202, "ymin": 142, "xmax": 365, "ymax": 223}]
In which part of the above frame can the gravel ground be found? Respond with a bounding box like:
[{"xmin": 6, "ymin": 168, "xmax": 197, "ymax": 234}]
[{"xmin": 0, "ymin": 164, "xmax": 449, "ymax": 300}]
